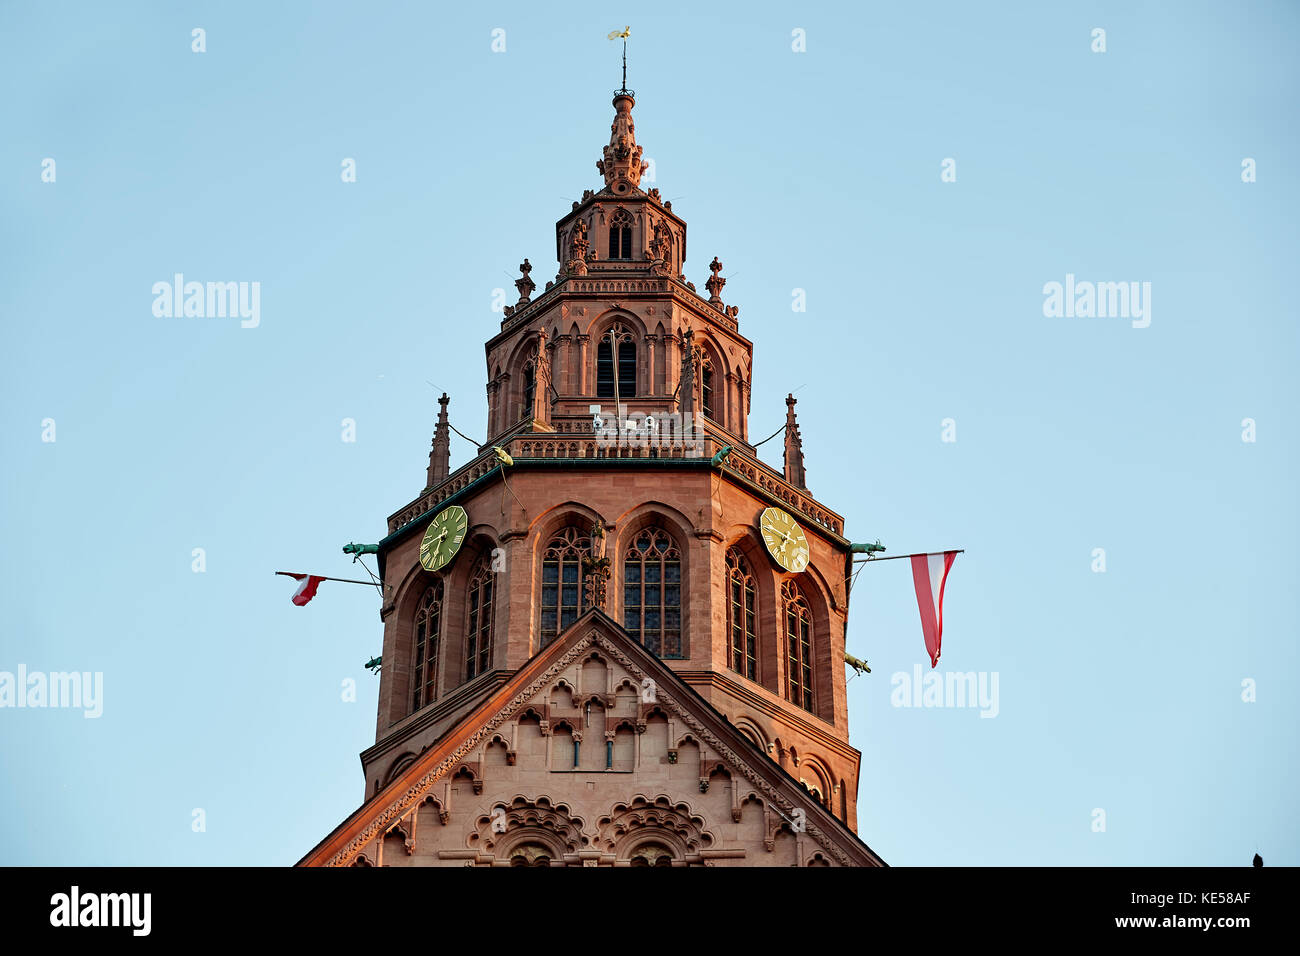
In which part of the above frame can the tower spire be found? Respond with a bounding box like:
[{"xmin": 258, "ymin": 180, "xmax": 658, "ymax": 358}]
[
  {"xmin": 783, "ymin": 393, "xmax": 807, "ymax": 489},
  {"xmin": 599, "ymin": 27, "xmax": 644, "ymax": 196},
  {"xmin": 426, "ymin": 393, "xmax": 450, "ymax": 488}
]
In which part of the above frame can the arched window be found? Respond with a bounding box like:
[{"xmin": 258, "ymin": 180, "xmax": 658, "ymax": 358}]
[
  {"xmin": 726, "ymin": 549, "xmax": 756, "ymax": 680},
  {"xmin": 628, "ymin": 842, "xmax": 674, "ymax": 867},
  {"xmin": 411, "ymin": 582, "xmax": 443, "ymax": 712},
  {"xmin": 596, "ymin": 325, "xmax": 636, "ymax": 399},
  {"xmin": 783, "ymin": 581, "xmax": 814, "ymax": 711},
  {"xmin": 521, "ymin": 361, "xmax": 536, "ymax": 421},
  {"xmin": 700, "ymin": 360, "xmax": 715, "ymax": 421},
  {"xmin": 608, "ymin": 208, "xmax": 633, "ymax": 260},
  {"xmin": 465, "ymin": 555, "xmax": 495, "ymax": 680},
  {"xmin": 623, "ymin": 527, "xmax": 682, "ymax": 658},
  {"xmin": 541, "ymin": 527, "xmax": 590, "ymax": 647},
  {"xmin": 508, "ymin": 843, "xmax": 552, "ymax": 867}
]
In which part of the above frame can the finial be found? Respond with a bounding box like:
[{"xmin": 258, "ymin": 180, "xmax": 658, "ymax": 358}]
[
  {"xmin": 705, "ymin": 257, "xmax": 726, "ymax": 305},
  {"xmin": 783, "ymin": 394, "xmax": 806, "ymax": 489},
  {"xmin": 514, "ymin": 258, "xmax": 536, "ymax": 305},
  {"xmin": 427, "ymin": 393, "xmax": 452, "ymax": 487},
  {"xmin": 597, "ymin": 27, "xmax": 644, "ymax": 195}
]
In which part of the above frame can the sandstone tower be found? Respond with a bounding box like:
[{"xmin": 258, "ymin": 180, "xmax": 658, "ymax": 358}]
[{"xmin": 299, "ymin": 84, "xmax": 884, "ymax": 867}]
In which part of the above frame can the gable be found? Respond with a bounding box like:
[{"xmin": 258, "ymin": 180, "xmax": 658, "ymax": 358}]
[{"xmin": 299, "ymin": 611, "xmax": 883, "ymax": 866}]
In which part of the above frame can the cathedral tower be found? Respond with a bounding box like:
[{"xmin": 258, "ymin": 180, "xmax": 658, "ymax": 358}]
[{"xmin": 300, "ymin": 85, "xmax": 884, "ymax": 867}]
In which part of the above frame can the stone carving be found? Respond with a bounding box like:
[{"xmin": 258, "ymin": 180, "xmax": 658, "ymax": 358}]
[
  {"xmin": 324, "ymin": 630, "xmax": 856, "ymax": 867},
  {"xmin": 514, "ymin": 259, "xmax": 535, "ymax": 305},
  {"xmin": 596, "ymin": 93, "xmax": 647, "ymax": 195},
  {"xmin": 595, "ymin": 795, "xmax": 714, "ymax": 858},
  {"xmin": 467, "ymin": 795, "xmax": 584, "ymax": 858},
  {"xmin": 648, "ymin": 219, "xmax": 673, "ymax": 275},
  {"xmin": 705, "ymin": 257, "xmax": 726, "ymax": 305},
  {"xmin": 677, "ymin": 326, "xmax": 697, "ymax": 419},
  {"xmin": 582, "ymin": 522, "xmax": 611, "ymax": 609},
  {"xmin": 567, "ymin": 220, "xmax": 590, "ymax": 276}
]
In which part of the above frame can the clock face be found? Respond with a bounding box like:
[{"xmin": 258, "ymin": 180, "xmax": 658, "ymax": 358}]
[
  {"xmin": 759, "ymin": 507, "xmax": 809, "ymax": 573},
  {"xmin": 419, "ymin": 505, "xmax": 468, "ymax": 572}
]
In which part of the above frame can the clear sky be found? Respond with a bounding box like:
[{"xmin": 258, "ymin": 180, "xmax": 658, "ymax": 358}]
[{"xmin": 2, "ymin": 1, "xmax": 1296, "ymax": 866}]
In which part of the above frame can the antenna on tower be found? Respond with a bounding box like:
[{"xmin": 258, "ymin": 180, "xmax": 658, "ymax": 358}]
[{"xmin": 608, "ymin": 26, "xmax": 631, "ymax": 92}]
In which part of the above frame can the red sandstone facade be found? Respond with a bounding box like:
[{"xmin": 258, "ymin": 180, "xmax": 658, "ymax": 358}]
[{"xmin": 299, "ymin": 87, "xmax": 884, "ymax": 867}]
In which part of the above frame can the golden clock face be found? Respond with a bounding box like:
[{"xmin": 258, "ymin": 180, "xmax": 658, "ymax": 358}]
[
  {"xmin": 759, "ymin": 507, "xmax": 809, "ymax": 573},
  {"xmin": 419, "ymin": 505, "xmax": 468, "ymax": 572}
]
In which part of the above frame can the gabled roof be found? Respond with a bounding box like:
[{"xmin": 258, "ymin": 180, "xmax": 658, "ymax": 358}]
[{"xmin": 298, "ymin": 608, "xmax": 885, "ymax": 867}]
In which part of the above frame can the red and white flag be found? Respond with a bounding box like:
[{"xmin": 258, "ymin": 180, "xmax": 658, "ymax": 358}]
[
  {"xmin": 287, "ymin": 573, "xmax": 325, "ymax": 607},
  {"xmin": 910, "ymin": 551, "xmax": 958, "ymax": 668}
]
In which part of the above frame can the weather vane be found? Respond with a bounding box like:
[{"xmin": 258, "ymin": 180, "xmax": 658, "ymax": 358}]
[{"xmin": 607, "ymin": 26, "xmax": 631, "ymax": 91}]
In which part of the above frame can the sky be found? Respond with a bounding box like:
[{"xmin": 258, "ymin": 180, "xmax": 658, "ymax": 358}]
[{"xmin": 1, "ymin": 1, "xmax": 1296, "ymax": 866}]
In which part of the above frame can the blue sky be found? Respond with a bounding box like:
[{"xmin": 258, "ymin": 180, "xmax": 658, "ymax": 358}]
[{"xmin": 1, "ymin": 1, "xmax": 1296, "ymax": 866}]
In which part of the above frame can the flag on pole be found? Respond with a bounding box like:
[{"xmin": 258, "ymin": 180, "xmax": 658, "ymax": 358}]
[
  {"xmin": 287, "ymin": 573, "xmax": 325, "ymax": 606},
  {"xmin": 910, "ymin": 551, "xmax": 958, "ymax": 667}
]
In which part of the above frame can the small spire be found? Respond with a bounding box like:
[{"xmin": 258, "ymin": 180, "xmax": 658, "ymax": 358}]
[
  {"xmin": 783, "ymin": 393, "xmax": 806, "ymax": 489},
  {"xmin": 705, "ymin": 257, "xmax": 726, "ymax": 305},
  {"xmin": 427, "ymin": 393, "xmax": 451, "ymax": 488},
  {"xmin": 596, "ymin": 89, "xmax": 647, "ymax": 197},
  {"xmin": 514, "ymin": 258, "xmax": 535, "ymax": 305}
]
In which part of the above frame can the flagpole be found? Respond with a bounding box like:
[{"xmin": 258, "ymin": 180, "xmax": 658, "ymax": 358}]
[
  {"xmin": 851, "ymin": 550, "xmax": 964, "ymax": 564},
  {"xmin": 274, "ymin": 571, "xmax": 379, "ymax": 587}
]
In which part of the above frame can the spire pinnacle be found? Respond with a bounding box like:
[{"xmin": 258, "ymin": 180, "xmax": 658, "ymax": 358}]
[
  {"xmin": 427, "ymin": 393, "xmax": 450, "ymax": 488},
  {"xmin": 598, "ymin": 27, "xmax": 645, "ymax": 196},
  {"xmin": 783, "ymin": 394, "xmax": 807, "ymax": 489}
]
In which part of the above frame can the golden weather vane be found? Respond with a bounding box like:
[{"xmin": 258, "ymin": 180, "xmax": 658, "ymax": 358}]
[{"xmin": 608, "ymin": 26, "xmax": 631, "ymax": 90}]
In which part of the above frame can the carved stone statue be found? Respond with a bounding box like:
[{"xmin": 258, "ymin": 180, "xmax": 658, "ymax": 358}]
[
  {"xmin": 705, "ymin": 257, "xmax": 726, "ymax": 305},
  {"xmin": 514, "ymin": 258, "xmax": 535, "ymax": 304},
  {"xmin": 582, "ymin": 522, "xmax": 611, "ymax": 609},
  {"xmin": 649, "ymin": 219, "xmax": 673, "ymax": 265},
  {"xmin": 567, "ymin": 220, "xmax": 590, "ymax": 277}
]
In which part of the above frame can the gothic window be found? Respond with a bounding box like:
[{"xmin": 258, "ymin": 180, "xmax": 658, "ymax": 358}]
[
  {"xmin": 623, "ymin": 527, "xmax": 682, "ymax": 658},
  {"xmin": 701, "ymin": 360, "xmax": 715, "ymax": 421},
  {"xmin": 465, "ymin": 555, "xmax": 495, "ymax": 680},
  {"xmin": 411, "ymin": 582, "xmax": 443, "ymax": 712},
  {"xmin": 726, "ymin": 549, "xmax": 757, "ymax": 680},
  {"xmin": 541, "ymin": 527, "xmax": 591, "ymax": 647},
  {"xmin": 596, "ymin": 325, "xmax": 636, "ymax": 399},
  {"xmin": 608, "ymin": 208, "xmax": 633, "ymax": 260},
  {"xmin": 522, "ymin": 361, "xmax": 536, "ymax": 420},
  {"xmin": 783, "ymin": 580, "xmax": 814, "ymax": 711}
]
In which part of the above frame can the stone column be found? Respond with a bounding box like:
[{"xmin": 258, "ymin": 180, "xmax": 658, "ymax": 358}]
[
  {"xmin": 645, "ymin": 333, "xmax": 658, "ymax": 396},
  {"xmin": 577, "ymin": 334, "xmax": 590, "ymax": 395},
  {"xmin": 556, "ymin": 334, "xmax": 572, "ymax": 393}
]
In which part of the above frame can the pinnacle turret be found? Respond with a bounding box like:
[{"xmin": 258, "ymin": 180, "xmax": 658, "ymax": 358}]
[{"xmin": 596, "ymin": 92, "xmax": 648, "ymax": 196}]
